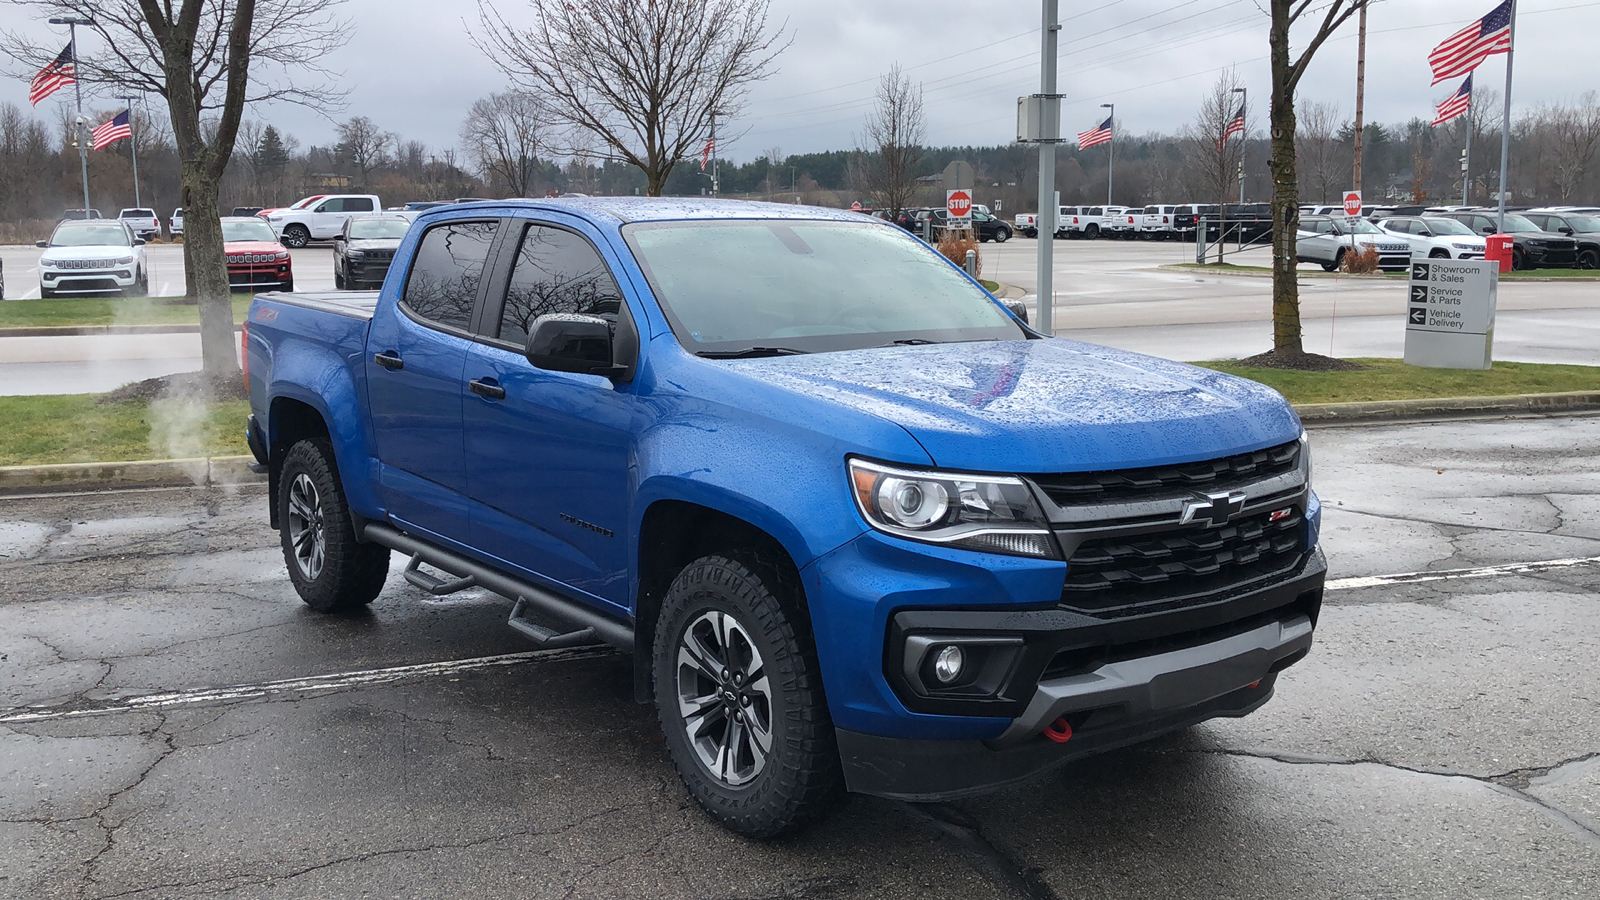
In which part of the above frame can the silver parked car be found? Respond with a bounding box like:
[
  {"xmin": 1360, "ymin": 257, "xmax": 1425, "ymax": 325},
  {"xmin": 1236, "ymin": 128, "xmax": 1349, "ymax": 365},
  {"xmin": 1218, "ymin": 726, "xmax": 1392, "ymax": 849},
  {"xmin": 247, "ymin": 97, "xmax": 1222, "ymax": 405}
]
[
  {"xmin": 1295, "ymin": 215, "xmax": 1411, "ymax": 272},
  {"xmin": 1375, "ymin": 216, "xmax": 1486, "ymax": 260}
]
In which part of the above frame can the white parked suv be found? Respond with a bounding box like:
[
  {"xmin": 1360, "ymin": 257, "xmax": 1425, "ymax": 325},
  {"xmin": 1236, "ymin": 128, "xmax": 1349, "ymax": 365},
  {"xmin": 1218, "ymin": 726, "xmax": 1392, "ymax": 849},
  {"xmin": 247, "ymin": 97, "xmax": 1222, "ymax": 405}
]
[
  {"xmin": 262, "ymin": 193, "xmax": 382, "ymax": 248},
  {"xmin": 118, "ymin": 208, "xmax": 160, "ymax": 241},
  {"xmin": 1295, "ymin": 215, "xmax": 1411, "ymax": 272},
  {"xmin": 1375, "ymin": 216, "xmax": 1486, "ymax": 260},
  {"xmin": 35, "ymin": 219, "xmax": 149, "ymax": 297}
]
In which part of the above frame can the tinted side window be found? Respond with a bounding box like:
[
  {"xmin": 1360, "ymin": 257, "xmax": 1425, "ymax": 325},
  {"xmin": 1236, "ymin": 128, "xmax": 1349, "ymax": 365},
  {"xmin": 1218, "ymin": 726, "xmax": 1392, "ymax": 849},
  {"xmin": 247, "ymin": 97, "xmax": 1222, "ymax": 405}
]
[
  {"xmin": 346, "ymin": 197, "xmax": 375, "ymax": 213},
  {"xmin": 401, "ymin": 221, "xmax": 499, "ymax": 331},
  {"xmin": 497, "ymin": 224, "xmax": 624, "ymax": 348}
]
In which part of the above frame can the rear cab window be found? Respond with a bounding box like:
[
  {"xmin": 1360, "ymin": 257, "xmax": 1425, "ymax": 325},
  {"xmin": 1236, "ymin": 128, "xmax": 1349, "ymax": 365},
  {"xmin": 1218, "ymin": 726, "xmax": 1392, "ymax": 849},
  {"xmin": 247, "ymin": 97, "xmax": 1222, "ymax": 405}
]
[{"xmin": 400, "ymin": 220, "xmax": 500, "ymax": 332}]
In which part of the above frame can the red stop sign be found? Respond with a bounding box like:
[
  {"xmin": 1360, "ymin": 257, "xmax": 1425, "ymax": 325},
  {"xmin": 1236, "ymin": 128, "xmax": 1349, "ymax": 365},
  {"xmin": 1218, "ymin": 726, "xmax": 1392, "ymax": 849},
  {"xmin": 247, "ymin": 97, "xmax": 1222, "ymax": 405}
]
[
  {"xmin": 947, "ymin": 190, "xmax": 972, "ymax": 218},
  {"xmin": 1343, "ymin": 191, "xmax": 1362, "ymax": 217}
]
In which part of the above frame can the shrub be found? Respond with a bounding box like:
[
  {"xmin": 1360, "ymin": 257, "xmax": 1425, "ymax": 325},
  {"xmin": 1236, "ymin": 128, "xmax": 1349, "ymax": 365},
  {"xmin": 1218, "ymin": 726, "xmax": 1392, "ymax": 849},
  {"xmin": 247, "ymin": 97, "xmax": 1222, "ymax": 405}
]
[
  {"xmin": 1341, "ymin": 245, "xmax": 1380, "ymax": 274},
  {"xmin": 936, "ymin": 232, "xmax": 981, "ymax": 276}
]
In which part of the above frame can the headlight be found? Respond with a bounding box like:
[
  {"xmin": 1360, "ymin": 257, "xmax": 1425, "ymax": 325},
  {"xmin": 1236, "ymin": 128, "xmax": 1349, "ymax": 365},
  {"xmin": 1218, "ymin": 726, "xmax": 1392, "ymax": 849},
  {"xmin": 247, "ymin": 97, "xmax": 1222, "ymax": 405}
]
[
  {"xmin": 848, "ymin": 459, "xmax": 1060, "ymax": 558},
  {"xmin": 276, "ymin": 251, "xmax": 290, "ymax": 261},
  {"xmin": 1300, "ymin": 430, "xmax": 1313, "ymax": 488},
  {"xmin": 115, "ymin": 255, "xmax": 134, "ymax": 265},
  {"xmin": 1452, "ymin": 242, "xmax": 1479, "ymax": 250}
]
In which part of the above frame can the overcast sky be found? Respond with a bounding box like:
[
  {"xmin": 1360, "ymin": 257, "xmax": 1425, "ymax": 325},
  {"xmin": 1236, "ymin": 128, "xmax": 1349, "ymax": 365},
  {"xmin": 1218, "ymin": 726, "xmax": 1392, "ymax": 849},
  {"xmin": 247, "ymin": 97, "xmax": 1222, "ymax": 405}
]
[{"xmin": 0, "ymin": 0, "xmax": 1595, "ymax": 163}]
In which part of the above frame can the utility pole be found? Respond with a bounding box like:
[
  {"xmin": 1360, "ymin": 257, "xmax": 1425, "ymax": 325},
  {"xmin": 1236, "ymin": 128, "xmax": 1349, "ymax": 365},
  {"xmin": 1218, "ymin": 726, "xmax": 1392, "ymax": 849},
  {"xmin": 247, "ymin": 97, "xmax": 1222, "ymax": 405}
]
[
  {"xmin": 1035, "ymin": 0, "xmax": 1061, "ymax": 336},
  {"xmin": 1101, "ymin": 102, "xmax": 1114, "ymax": 205},
  {"xmin": 120, "ymin": 95, "xmax": 143, "ymax": 209},
  {"xmin": 1352, "ymin": 0, "xmax": 1368, "ymax": 194},
  {"xmin": 49, "ymin": 16, "xmax": 94, "ymax": 214}
]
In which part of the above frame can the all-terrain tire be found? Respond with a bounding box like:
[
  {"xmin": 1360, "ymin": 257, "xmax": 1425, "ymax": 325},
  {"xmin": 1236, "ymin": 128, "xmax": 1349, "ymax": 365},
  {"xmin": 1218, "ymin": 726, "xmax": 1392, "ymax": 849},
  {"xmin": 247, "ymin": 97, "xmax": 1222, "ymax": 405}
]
[
  {"xmin": 282, "ymin": 224, "xmax": 311, "ymax": 249},
  {"xmin": 652, "ymin": 553, "xmax": 845, "ymax": 839},
  {"xmin": 277, "ymin": 439, "xmax": 389, "ymax": 612}
]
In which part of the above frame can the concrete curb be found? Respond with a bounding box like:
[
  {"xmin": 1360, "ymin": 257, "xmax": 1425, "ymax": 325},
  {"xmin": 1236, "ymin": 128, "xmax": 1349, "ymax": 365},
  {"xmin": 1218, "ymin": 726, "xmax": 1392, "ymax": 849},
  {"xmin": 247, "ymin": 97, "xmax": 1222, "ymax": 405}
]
[
  {"xmin": 1296, "ymin": 390, "xmax": 1600, "ymax": 424},
  {"xmin": 0, "ymin": 324, "xmax": 242, "ymax": 337},
  {"xmin": 2, "ymin": 393, "xmax": 1598, "ymax": 495},
  {"xmin": 0, "ymin": 456, "xmax": 262, "ymax": 495}
]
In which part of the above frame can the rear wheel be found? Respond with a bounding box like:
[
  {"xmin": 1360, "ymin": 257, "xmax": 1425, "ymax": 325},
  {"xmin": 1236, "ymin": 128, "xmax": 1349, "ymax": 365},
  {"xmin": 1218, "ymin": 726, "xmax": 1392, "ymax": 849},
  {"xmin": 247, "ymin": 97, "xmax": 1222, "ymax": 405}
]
[
  {"xmin": 1085, "ymin": 224, "xmax": 1100, "ymax": 239},
  {"xmin": 282, "ymin": 224, "xmax": 311, "ymax": 249},
  {"xmin": 653, "ymin": 553, "xmax": 845, "ymax": 838},
  {"xmin": 277, "ymin": 439, "xmax": 389, "ymax": 612}
]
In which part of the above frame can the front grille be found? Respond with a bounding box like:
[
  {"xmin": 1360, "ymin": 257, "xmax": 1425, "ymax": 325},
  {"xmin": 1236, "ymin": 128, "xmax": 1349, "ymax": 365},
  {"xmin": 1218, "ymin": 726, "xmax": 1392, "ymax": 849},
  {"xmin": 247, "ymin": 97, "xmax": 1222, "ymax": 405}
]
[
  {"xmin": 53, "ymin": 259, "xmax": 120, "ymax": 270},
  {"xmin": 1032, "ymin": 440, "xmax": 1300, "ymax": 505},
  {"xmin": 228, "ymin": 253, "xmax": 283, "ymax": 264},
  {"xmin": 1059, "ymin": 508, "xmax": 1308, "ymax": 618},
  {"xmin": 361, "ymin": 249, "xmax": 396, "ymax": 261}
]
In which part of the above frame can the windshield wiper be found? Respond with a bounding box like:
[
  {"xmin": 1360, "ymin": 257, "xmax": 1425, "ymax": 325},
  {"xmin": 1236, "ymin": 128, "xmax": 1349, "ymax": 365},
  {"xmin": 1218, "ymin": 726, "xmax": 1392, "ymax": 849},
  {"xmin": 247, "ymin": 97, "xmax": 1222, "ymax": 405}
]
[
  {"xmin": 695, "ymin": 346, "xmax": 809, "ymax": 359},
  {"xmin": 883, "ymin": 338, "xmax": 941, "ymax": 346}
]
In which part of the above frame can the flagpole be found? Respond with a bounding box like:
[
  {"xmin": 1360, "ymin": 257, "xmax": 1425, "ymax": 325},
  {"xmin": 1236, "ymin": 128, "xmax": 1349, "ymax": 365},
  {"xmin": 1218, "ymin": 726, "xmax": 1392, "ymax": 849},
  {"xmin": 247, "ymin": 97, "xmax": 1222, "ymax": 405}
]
[
  {"xmin": 1463, "ymin": 121, "xmax": 1472, "ymax": 206},
  {"xmin": 1496, "ymin": 0, "xmax": 1516, "ymax": 232},
  {"xmin": 121, "ymin": 96, "xmax": 141, "ymax": 209},
  {"xmin": 60, "ymin": 22, "xmax": 90, "ymax": 214},
  {"xmin": 1102, "ymin": 104, "xmax": 1114, "ymax": 205}
]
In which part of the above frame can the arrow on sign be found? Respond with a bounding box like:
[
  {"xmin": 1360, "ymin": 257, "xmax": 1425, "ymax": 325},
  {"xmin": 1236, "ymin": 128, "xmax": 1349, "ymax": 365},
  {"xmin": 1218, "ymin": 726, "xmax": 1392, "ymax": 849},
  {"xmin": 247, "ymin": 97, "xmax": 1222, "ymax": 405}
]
[
  {"xmin": 1409, "ymin": 307, "xmax": 1427, "ymax": 325},
  {"xmin": 1412, "ymin": 263, "xmax": 1430, "ymax": 280},
  {"xmin": 1410, "ymin": 286, "xmax": 1429, "ymax": 303}
]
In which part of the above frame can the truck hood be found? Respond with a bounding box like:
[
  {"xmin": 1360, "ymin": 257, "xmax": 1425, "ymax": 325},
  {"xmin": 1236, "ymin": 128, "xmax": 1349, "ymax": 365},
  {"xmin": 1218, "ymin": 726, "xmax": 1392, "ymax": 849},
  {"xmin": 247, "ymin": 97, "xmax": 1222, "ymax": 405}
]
[{"xmin": 723, "ymin": 339, "xmax": 1301, "ymax": 472}]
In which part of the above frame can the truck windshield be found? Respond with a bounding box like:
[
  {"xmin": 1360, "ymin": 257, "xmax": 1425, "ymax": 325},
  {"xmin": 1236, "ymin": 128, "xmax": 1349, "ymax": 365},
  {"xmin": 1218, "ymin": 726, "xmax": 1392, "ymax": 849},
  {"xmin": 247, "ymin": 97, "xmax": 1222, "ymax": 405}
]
[
  {"xmin": 222, "ymin": 220, "xmax": 279, "ymax": 242},
  {"xmin": 624, "ymin": 219, "xmax": 1024, "ymax": 354}
]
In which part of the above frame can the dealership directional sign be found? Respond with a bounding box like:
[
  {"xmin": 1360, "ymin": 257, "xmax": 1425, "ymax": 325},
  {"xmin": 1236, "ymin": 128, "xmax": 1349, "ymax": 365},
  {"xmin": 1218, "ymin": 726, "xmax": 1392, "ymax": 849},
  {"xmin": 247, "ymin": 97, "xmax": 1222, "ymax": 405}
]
[{"xmin": 1404, "ymin": 257, "xmax": 1498, "ymax": 370}]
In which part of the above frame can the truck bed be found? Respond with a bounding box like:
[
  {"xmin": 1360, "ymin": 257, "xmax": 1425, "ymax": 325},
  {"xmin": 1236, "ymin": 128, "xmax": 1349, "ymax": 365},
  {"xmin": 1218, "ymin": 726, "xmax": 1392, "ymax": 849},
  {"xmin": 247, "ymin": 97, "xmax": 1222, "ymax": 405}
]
[{"xmin": 254, "ymin": 290, "xmax": 381, "ymax": 320}]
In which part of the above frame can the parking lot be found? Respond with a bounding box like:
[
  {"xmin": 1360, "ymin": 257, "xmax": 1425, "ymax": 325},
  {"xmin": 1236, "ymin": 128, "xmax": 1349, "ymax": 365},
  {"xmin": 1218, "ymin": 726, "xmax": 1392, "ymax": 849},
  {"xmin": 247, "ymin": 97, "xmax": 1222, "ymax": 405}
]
[
  {"xmin": 2, "ymin": 415, "xmax": 1598, "ymax": 899},
  {"xmin": 0, "ymin": 242, "xmax": 342, "ymax": 301}
]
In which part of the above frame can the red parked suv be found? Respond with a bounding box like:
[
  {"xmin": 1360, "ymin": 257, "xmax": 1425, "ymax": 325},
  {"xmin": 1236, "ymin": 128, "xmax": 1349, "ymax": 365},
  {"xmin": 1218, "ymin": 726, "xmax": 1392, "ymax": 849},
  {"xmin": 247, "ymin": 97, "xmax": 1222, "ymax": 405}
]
[{"xmin": 222, "ymin": 216, "xmax": 294, "ymax": 292}]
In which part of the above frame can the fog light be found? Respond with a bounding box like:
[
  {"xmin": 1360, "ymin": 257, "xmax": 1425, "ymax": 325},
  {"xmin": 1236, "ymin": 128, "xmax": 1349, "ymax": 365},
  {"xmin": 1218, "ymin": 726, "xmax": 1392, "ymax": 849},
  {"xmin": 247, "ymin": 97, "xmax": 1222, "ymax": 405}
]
[{"xmin": 932, "ymin": 645, "xmax": 964, "ymax": 684}]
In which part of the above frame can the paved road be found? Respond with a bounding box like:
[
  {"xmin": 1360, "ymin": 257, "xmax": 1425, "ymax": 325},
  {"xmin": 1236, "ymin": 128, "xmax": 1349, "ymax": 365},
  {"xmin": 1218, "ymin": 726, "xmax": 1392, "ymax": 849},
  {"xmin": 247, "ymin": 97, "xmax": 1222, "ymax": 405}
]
[
  {"xmin": 2, "ymin": 415, "xmax": 1597, "ymax": 898},
  {"xmin": 988, "ymin": 238, "xmax": 1600, "ymax": 365}
]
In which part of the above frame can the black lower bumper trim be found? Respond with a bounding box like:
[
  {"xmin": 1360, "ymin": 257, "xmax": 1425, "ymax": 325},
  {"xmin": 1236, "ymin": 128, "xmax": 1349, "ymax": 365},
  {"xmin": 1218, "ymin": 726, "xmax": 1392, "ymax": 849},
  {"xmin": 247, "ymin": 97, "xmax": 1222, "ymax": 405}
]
[{"xmin": 837, "ymin": 676, "xmax": 1276, "ymax": 802}]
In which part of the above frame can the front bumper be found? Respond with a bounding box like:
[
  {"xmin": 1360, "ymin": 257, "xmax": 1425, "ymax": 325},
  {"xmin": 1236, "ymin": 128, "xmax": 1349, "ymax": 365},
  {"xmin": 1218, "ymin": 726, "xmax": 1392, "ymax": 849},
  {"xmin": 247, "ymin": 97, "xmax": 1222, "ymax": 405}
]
[
  {"xmin": 40, "ymin": 268, "xmax": 137, "ymax": 293},
  {"xmin": 837, "ymin": 548, "xmax": 1325, "ymax": 800},
  {"xmin": 228, "ymin": 264, "xmax": 292, "ymax": 289}
]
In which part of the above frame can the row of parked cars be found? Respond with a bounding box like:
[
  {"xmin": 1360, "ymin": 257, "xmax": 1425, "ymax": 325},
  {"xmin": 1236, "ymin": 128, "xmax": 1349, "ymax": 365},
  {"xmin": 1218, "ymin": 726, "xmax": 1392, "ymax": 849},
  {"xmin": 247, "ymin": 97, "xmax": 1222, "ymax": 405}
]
[{"xmin": 1013, "ymin": 204, "xmax": 1278, "ymax": 242}]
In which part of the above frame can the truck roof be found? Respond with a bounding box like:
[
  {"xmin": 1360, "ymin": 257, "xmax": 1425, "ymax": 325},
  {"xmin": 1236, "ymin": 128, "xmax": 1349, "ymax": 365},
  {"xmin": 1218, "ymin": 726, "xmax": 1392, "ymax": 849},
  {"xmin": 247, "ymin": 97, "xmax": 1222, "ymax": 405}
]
[{"xmin": 433, "ymin": 197, "xmax": 865, "ymax": 226}]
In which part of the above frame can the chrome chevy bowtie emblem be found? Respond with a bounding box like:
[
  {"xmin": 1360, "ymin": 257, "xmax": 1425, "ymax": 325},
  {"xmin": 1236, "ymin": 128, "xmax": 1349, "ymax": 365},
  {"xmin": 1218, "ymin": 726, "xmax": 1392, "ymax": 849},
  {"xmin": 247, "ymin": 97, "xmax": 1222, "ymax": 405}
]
[{"xmin": 1180, "ymin": 490, "xmax": 1248, "ymax": 527}]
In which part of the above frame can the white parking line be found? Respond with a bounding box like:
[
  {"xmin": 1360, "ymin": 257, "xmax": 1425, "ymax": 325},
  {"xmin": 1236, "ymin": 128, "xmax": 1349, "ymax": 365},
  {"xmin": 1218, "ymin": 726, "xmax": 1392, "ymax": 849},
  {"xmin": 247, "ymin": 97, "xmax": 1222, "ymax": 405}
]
[
  {"xmin": 5, "ymin": 555, "xmax": 1598, "ymax": 725},
  {"xmin": 0, "ymin": 644, "xmax": 614, "ymax": 724},
  {"xmin": 1324, "ymin": 555, "xmax": 1600, "ymax": 591}
]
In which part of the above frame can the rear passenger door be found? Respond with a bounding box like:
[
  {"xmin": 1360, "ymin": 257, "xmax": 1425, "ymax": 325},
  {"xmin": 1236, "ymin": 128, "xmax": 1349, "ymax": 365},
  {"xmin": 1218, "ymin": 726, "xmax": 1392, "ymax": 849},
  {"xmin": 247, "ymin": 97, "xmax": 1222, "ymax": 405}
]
[
  {"xmin": 366, "ymin": 218, "xmax": 502, "ymax": 545},
  {"xmin": 460, "ymin": 217, "xmax": 638, "ymax": 614}
]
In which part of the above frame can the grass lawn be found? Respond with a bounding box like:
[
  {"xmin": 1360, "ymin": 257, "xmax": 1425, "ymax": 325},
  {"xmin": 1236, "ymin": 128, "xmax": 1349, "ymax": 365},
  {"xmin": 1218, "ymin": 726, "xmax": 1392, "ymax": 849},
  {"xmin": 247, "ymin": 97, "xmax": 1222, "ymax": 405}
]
[
  {"xmin": 1196, "ymin": 358, "xmax": 1600, "ymax": 405},
  {"xmin": 0, "ymin": 296, "xmax": 253, "ymax": 328},
  {"xmin": 0, "ymin": 394, "xmax": 250, "ymax": 467},
  {"xmin": 979, "ymin": 279, "xmax": 1001, "ymax": 291}
]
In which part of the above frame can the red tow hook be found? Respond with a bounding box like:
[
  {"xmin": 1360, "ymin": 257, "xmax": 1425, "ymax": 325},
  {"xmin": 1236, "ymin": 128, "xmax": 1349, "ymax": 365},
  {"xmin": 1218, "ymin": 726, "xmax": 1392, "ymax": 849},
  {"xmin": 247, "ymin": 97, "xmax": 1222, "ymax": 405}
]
[{"xmin": 1042, "ymin": 716, "xmax": 1073, "ymax": 744}]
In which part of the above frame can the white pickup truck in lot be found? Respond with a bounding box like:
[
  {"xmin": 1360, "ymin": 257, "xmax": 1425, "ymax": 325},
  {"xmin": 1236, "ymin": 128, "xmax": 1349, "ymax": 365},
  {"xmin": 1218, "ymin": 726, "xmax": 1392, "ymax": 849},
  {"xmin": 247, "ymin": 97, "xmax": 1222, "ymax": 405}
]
[
  {"xmin": 118, "ymin": 208, "xmax": 160, "ymax": 241},
  {"xmin": 1014, "ymin": 213, "xmax": 1038, "ymax": 238},
  {"xmin": 1141, "ymin": 205, "xmax": 1182, "ymax": 240},
  {"xmin": 261, "ymin": 194, "xmax": 382, "ymax": 248}
]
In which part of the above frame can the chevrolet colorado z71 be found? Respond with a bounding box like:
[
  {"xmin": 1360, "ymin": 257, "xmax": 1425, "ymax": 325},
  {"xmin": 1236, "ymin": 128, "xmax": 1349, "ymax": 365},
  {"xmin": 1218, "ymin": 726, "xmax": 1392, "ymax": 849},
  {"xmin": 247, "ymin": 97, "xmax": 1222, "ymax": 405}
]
[{"xmin": 245, "ymin": 198, "xmax": 1325, "ymax": 837}]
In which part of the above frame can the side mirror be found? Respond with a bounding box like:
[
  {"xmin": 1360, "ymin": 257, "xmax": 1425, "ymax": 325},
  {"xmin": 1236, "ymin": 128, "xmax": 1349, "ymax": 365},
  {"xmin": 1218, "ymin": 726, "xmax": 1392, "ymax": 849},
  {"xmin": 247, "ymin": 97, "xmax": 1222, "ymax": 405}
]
[
  {"xmin": 525, "ymin": 313, "xmax": 626, "ymax": 379},
  {"xmin": 133, "ymin": 238, "xmax": 146, "ymax": 246},
  {"xmin": 1560, "ymin": 227, "xmax": 1574, "ymax": 235},
  {"xmin": 35, "ymin": 240, "xmax": 47, "ymax": 248},
  {"xmin": 1003, "ymin": 299, "xmax": 1030, "ymax": 325},
  {"xmin": 333, "ymin": 234, "xmax": 345, "ymax": 241}
]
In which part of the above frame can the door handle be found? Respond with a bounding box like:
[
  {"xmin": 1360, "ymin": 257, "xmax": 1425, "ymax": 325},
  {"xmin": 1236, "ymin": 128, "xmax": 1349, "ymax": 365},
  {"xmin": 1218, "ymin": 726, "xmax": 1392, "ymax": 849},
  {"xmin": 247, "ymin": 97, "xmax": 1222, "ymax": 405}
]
[
  {"xmin": 468, "ymin": 378, "xmax": 506, "ymax": 400},
  {"xmin": 373, "ymin": 351, "xmax": 404, "ymax": 370}
]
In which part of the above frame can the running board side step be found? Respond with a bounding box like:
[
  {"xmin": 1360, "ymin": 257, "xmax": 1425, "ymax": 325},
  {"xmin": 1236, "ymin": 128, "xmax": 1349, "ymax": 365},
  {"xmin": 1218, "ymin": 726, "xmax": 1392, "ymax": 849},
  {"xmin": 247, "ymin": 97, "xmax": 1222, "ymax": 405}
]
[{"xmin": 362, "ymin": 522, "xmax": 633, "ymax": 653}]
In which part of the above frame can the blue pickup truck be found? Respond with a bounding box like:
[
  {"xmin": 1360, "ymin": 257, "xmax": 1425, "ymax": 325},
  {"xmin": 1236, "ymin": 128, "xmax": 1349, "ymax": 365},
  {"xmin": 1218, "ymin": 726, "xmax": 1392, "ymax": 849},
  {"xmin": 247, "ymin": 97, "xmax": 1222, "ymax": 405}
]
[{"xmin": 245, "ymin": 198, "xmax": 1325, "ymax": 837}]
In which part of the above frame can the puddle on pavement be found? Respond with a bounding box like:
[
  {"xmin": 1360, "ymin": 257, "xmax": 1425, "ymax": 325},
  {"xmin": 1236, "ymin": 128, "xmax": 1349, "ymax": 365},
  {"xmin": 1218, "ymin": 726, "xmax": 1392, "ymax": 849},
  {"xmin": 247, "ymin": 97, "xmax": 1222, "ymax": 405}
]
[
  {"xmin": 0, "ymin": 522, "xmax": 54, "ymax": 561},
  {"xmin": 169, "ymin": 547, "xmax": 286, "ymax": 586}
]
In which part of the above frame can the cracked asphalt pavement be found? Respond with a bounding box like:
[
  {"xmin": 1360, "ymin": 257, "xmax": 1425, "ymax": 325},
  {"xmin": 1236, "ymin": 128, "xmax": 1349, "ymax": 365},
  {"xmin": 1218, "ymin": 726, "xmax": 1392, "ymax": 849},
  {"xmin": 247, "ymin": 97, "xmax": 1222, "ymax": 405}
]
[{"xmin": 2, "ymin": 415, "xmax": 1598, "ymax": 899}]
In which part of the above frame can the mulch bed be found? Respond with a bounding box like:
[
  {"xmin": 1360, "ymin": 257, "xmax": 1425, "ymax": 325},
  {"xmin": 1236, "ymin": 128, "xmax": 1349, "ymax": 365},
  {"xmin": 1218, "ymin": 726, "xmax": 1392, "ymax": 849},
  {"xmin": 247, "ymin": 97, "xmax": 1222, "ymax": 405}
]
[
  {"xmin": 99, "ymin": 370, "xmax": 249, "ymax": 405},
  {"xmin": 1237, "ymin": 350, "xmax": 1368, "ymax": 372}
]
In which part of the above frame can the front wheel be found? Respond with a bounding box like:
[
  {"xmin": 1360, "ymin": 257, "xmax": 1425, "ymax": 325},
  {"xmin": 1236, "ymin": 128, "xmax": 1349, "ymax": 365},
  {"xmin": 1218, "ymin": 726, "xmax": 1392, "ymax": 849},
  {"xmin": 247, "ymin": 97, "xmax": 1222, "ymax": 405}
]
[
  {"xmin": 1429, "ymin": 248, "xmax": 1450, "ymax": 259},
  {"xmin": 653, "ymin": 554, "xmax": 844, "ymax": 838},
  {"xmin": 994, "ymin": 226, "xmax": 1011, "ymax": 243},
  {"xmin": 282, "ymin": 224, "xmax": 311, "ymax": 249},
  {"xmin": 334, "ymin": 267, "xmax": 346, "ymax": 290},
  {"xmin": 1578, "ymin": 248, "xmax": 1599, "ymax": 270},
  {"xmin": 1511, "ymin": 247, "xmax": 1527, "ymax": 271},
  {"xmin": 277, "ymin": 439, "xmax": 389, "ymax": 612}
]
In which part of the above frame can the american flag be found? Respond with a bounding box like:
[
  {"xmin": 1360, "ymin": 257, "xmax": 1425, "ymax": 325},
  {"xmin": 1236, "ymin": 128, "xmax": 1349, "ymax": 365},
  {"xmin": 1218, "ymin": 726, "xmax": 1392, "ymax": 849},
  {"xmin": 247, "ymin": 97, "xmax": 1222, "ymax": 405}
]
[
  {"xmin": 1429, "ymin": 0, "xmax": 1513, "ymax": 85},
  {"xmin": 1077, "ymin": 116, "xmax": 1113, "ymax": 149},
  {"xmin": 28, "ymin": 43, "xmax": 75, "ymax": 106},
  {"xmin": 1218, "ymin": 103, "xmax": 1246, "ymax": 150},
  {"xmin": 1432, "ymin": 74, "xmax": 1473, "ymax": 127},
  {"xmin": 91, "ymin": 109, "xmax": 132, "ymax": 150},
  {"xmin": 700, "ymin": 136, "xmax": 714, "ymax": 170}
]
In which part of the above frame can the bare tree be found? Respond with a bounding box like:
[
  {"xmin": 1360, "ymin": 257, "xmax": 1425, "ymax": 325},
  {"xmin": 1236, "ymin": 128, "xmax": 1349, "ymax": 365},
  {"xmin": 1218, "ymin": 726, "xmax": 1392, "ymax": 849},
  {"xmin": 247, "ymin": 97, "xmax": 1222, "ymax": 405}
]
[
  {"xmin": 336, "ymin": 115, "xmax": 389, "ymax": 188},
  {"xmin": 860, "ymin": 64, "xmax": 925, "ymax": 219},
  {"xmin": 1547, "ymin": 92, "xmax": 1600, "ymax": 202},
  {"xmin": 1, "ymin": 0, "xmax": 347, "ymax": 379},
  {"xmin": 1181, "ymin": 71, "xmax": 1249, "ymax": 212},
  {"xmin": 473, "ymin": 0, "xmax": 788, "ymax": 196},
  {"xmin": 1262, "ymin": 0, "xmax": 1366, "ymax": 363},
  {"xmin": 1296, "ymin": 100, "xmax": 1345, "ymax": 204},
  {"xmin": 460, "ymin": 90, "xmax": 545, "ymax": 197}
]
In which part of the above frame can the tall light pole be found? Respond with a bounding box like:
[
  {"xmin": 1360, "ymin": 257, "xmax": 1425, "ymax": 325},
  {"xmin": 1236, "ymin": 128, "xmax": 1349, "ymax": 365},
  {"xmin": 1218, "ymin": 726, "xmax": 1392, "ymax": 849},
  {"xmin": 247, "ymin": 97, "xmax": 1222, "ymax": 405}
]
[
  {"xmin": 1034, "ymin": 0, "xmax": 1061, "ymax": 336},
  {"xmin": 120, "ymin": 94, "xmax": 143, "ymax": 209},
  {"xmin": 1232, "ymin": 87, "xmax": 1247, "ymax": 203},
  {"xmin": 1101, "ymin": 103, "xmax": 1114, "ymax": 205},
  {"xmin": 49, "ymin": 16, "xmax": 94, "ymax": 215}
]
